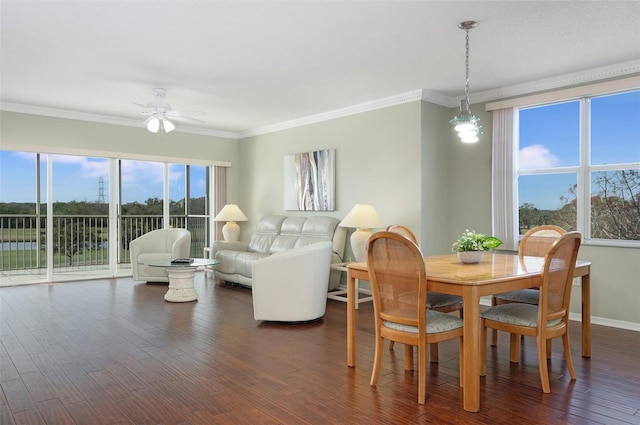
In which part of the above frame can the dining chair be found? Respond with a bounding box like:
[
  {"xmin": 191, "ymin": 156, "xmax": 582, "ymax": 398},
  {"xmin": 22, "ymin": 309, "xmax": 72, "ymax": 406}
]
[
  {"xmin": 385, "ymin": 225, "xmax": 463, "ymax": 363},
  {"xmin": 480, "ymin": 231, "xmax": 581, "ymax": 393},
  {"xmin": 367, "ymin": 231, "xmax": 464, "ymax": 404},
  {"xmin": 490, "ymin": 225, "xmax": 567, "ymax": 353}
]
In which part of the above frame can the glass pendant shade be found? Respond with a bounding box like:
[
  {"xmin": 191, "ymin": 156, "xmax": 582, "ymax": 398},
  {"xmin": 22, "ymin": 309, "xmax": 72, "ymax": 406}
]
[{"xmin": 450, "ymin": 100, "xmax": 482, "ymax": 143}]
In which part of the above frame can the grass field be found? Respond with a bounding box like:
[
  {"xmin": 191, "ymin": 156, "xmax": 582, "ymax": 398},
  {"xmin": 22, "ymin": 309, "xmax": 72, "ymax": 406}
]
[{"xmin": 0, "ymin": 248, "xmax": 126, "ymax": 270}]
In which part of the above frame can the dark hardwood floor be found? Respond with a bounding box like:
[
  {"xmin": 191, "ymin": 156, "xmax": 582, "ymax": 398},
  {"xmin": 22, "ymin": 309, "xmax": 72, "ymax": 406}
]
[{"xmin": 1, "ymin": 275, "xmax": 639, "ymax": 425}]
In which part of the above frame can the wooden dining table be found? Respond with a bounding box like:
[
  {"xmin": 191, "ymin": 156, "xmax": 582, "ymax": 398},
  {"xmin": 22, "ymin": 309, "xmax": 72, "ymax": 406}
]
[{"xmin": 346, "ymin": 252, "xmax": 591, "ymax": 413}]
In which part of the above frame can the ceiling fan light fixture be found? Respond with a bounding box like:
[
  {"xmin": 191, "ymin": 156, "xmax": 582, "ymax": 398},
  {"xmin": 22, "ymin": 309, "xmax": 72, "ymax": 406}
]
[
  {"xmin": 146, "ymin": 116, "xmax": 160, "ymax": 133},
  {"xmin": 450, "ymin": 20, "xmax": 482, "ymax": 144},
  {"xmin": 162, "ymin": 118, "xmax": 175, "ymax": 133}
]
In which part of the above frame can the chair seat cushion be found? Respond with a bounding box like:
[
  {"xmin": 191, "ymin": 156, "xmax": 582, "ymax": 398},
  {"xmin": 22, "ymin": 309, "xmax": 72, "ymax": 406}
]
[
  {"xmin": 137, "ymin": 252, "xmax": 172, "ymax": 264},
  {"xmin": 480, "ymin": 303, "xmax": 561, "ymax": 328},
  {"xmin": 427, "ymin": 292, "xmax": 463, "ymax": 309},
  {"xmin": 383, "ymin": 310, "xmax": 463, "ymax": 334},
  {"xmin": 494, "ymin": 289, "xmax": 540, "ymax": 304}
]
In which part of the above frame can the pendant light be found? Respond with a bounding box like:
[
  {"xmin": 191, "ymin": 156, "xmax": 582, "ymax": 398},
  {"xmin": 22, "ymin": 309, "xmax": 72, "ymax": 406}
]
[{"xmin": 450, "ymin": 20, "xmax": 482, "ymax": 144}]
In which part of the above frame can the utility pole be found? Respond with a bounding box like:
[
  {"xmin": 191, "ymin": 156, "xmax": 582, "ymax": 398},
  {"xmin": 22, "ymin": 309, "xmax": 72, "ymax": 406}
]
[{"xmin": 97, "ymin": 176, "xmax": 106, "ymax": 203}]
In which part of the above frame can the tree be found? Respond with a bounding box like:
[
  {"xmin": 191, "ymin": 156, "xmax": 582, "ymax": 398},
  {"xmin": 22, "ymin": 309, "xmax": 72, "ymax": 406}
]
[{"xmin": 590, "ymin": 170, "xmax": 640, "ymax": 240}]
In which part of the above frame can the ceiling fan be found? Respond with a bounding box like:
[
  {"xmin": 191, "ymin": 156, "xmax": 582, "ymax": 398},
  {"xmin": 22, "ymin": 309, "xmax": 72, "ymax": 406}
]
[{"xmin": 133, "ymin": 88, "xmax": 205, "ymax": 133}]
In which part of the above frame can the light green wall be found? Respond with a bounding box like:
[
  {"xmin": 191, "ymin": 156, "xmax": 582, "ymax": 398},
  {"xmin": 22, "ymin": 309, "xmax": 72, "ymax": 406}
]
[
  {"xmin": 1, "ymin": 102, "xmax": 638, "ymax": 328},
  {"xmin": 238, "ymin": 102, "xmax": 426, "ymax": 259}
]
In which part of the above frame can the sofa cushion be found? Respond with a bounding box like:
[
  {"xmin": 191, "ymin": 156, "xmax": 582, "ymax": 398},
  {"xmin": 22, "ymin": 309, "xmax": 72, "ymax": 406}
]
[
  {"xmin": 270, "ymin": 216, "xmax": 306, "ymax": 253},
  {"xmin": 248, "ymin": 215, "xmax": 286, "ymax": 253},
  {"xmin": 294, "ymin": 216, "xmax": 339, "ymax": 249}
]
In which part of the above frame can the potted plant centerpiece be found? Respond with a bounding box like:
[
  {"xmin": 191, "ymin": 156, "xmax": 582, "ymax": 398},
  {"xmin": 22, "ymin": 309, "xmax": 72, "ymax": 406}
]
[{"xmin": 452, "ymin": 229, "xmax": 503, "ymax": 264}]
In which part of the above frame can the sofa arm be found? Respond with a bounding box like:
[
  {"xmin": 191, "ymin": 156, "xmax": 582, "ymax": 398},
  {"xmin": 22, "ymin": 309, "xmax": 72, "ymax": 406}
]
[{"xmin": 252, "ymin": 241, "xmax": 332, "ymax": 321}]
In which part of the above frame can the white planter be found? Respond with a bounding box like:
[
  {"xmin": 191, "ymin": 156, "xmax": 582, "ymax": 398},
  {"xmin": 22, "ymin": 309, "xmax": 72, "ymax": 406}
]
[{"xmin": 457, "ymin": 251, "xmax": 485, "ymax": 264}]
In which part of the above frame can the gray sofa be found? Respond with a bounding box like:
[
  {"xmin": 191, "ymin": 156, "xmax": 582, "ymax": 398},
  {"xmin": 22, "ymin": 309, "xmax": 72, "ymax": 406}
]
[{"xmin": 207, "ymin": 215, "xmax": 346, "ymax": 290}]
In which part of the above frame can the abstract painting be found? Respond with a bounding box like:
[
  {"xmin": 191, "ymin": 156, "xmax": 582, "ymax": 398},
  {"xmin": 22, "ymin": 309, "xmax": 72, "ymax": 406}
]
[{"xmin": 284, "ymin": 148, "xmax": 335, "ymax": 211}]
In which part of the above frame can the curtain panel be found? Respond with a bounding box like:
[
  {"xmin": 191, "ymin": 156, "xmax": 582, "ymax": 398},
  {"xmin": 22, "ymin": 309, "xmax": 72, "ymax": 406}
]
[{"xmin": 491, "ymin": 107, "xmax": 519, "ymax": 251}]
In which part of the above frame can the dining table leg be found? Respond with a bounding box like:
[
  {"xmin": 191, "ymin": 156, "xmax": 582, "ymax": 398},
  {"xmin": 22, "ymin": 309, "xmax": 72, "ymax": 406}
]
[
  {"xmin": 462, "ymin": 285, "xmax": 481, "ymax": 412},
  {"xmin": 347, "ymin": 269, "xmax": 356, "ymax": 367}
]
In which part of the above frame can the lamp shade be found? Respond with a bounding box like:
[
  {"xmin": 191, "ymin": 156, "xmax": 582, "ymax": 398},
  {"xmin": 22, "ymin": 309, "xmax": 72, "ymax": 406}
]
[
  {"xmin": 214, "ymin": 204, "xmax": 248, "ymax": 222},
  {"xmin": 339, "ymin": 204, "xmax": 384, "ymax": 229},
  {"xmin": 339, "ymin": 204, "xmax": 384, "ymax": 263}
]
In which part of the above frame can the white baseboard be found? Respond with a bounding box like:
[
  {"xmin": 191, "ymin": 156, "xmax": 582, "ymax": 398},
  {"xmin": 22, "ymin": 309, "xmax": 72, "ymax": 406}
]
[{"xmin": 479, "ymin": 297, "xmax": 640, "ymax": 332}]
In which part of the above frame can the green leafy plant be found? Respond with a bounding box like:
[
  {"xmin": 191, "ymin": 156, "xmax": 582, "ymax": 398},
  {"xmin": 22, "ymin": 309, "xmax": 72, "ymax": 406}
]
[{"xmin": 452, "ymin": 229, "xmax": 503, "ymax": 252}]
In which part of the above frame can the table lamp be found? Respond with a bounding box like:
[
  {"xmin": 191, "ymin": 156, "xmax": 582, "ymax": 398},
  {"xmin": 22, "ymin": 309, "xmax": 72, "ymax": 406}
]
[
  {"xmin": 214, "ymin": 204, "xmax": 248, "ymax": 241},
  {"xmin": 339, "ymin": 204, "xmax": 383, "ymax": 263}
]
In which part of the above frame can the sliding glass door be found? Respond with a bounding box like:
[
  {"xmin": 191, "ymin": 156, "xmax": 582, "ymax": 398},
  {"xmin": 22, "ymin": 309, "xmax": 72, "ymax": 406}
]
[{"xmin": 0, "ymin": 150, "xmax": 213, "ymax": 284}]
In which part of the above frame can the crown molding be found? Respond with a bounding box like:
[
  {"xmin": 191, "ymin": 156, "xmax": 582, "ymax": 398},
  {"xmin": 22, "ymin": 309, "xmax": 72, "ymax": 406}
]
[
  {"xmin": 455, "ymin": 59, "xmax": 640, "ymax": 108},
  {"xmin": 0, "ymin": 102, "xmax": 240, "ymax": 140},
  {"xmin": 238, "ymin": 90, "xmax": 425, "ymax": 138}
]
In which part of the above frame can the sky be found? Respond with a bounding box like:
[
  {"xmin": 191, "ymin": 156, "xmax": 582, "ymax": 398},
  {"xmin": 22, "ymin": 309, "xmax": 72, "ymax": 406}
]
[
  {"xmin": 518, "ymin": 90, "xmax": 639, "ymax": 210},
  {"xmin": 0, "ymin": 153, "xmax": 207, "ymax": 204},
  {"xmin": 1, "ymin": 91, "xmax": 638, "ymax": 208}
]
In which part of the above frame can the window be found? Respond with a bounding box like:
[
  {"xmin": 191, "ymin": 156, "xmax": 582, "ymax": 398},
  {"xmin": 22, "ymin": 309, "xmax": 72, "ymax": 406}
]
[{"xmin": 517, "ymin": 89, "xmax": 640, "ymax": 245}]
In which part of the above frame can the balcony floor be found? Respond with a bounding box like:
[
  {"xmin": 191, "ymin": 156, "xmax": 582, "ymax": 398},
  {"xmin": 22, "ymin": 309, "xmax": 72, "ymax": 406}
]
[{"xmin": 0, "ymin": 265, "xmax": 132, "ymax": 287}]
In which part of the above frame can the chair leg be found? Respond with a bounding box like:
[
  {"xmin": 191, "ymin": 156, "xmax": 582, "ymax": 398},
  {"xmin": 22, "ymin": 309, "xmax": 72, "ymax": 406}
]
[
  {"xmin": 429, "ymin": 343, "xmax": 439, "ymax": 363},
  {"xmin": 370, "ymin": 335, "xmax": 384, "ymax": 386},
  {"xmin": 490, "ymin": 296, "xmax": 498, "ymax": 346},
  {"xmin": 562, "ymin": 333, "xmax": 577, "ymax": 380},
  {"xmin": 389, "ymin": 341, "xmax": 395, "ymax": 350},
  {"xmin": 480, "ymin": 322, "xmax": 487, "ymax": 377},
  {"xmin": 546, "ymin": 339, "xmax": 552, "ymax": 359},
  {"xmin": 459, "ymin": 336, "xmax": 465, "ymax": 387},
  {"xmin": 404, "ymin": 344, "xmax": 414, "ymax": 370},
  {"xmin": 418, "ymin": 342, "xmax": 427, "ymax": 404},
  {"xmin": 537, "ymin": 335, "xmax": 551, "ymax": 393},
  {"xmin": 509, "ymin": 333, "xmax": 520, "ymax": 363}
]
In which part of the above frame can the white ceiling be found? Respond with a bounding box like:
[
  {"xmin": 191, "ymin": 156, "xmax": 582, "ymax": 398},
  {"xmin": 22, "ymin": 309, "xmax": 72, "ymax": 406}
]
[{"xmin": 2, "ymin": 1, "xmax": 639, "ymax": 138}]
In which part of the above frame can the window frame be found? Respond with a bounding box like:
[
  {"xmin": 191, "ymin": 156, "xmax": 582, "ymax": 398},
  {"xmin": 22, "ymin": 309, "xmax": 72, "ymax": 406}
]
[{"xmin": 515, "ymin": 92, "xmax": 640, "ymax": 248}]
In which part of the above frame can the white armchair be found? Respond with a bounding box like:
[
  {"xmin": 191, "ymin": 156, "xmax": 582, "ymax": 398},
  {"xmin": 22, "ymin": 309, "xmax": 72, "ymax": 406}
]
[
  {"xmin": 130, "ymin": 228, "xmax": 191, "ymax": 282},
  {"xmin": 252, "ymin": 241, "xmax": 333, "ymax": 322}
]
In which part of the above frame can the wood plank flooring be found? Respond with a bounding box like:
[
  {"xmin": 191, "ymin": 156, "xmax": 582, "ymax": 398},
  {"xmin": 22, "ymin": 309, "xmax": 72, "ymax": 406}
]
[{"xmin": 1, "ymin": 275, "xmax": 639, "ymax": 424}]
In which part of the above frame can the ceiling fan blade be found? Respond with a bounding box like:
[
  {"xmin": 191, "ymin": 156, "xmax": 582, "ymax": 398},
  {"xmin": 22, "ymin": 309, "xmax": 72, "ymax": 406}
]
[
  {"xmin": 132, "ymin": 101, "xmax": 150, "ymax": 108},
  {"xmin": 167, "ymin": 110, "xmax": 206, "ymax": 117},
  {"xmin": 169, "ymin": 115, "xmax": 206, "ymax": 124}
]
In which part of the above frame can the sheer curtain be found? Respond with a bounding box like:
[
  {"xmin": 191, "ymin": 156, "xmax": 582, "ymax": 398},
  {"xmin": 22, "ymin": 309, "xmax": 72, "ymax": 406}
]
[
  {"xmin": 213, "ymin": 166, "xmax": 227, "ymax": 241},
  {"xmin": 491, "ymin": 107, "xmax": 519, "ymax": 251}
]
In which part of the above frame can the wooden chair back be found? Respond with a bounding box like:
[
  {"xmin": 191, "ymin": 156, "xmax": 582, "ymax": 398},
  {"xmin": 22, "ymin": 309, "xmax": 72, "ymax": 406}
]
[
  {"xmin": 519, "ymin": 225, "xmax": 566, "ymax": 259},
  {"xmin": 539, "ymin": 231, "xmax": 582, "ymax": 323},
  {"xmin": 386, "ymin": 224, "xmax": 418, "ymax": 245},
  {"xmin": 367, "ymin": 231, "xmax": 426, "ymax": 336}
]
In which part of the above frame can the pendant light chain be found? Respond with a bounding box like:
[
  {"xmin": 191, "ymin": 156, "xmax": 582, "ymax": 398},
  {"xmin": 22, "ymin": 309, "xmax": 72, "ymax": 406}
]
[{"xmin": 464, "ymin": 27, "xmax": 471, "ymax": 111}]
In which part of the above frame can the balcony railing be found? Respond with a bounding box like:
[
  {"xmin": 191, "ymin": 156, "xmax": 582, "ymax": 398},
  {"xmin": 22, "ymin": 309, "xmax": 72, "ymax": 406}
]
[{"xmin": 0, "ymin": 214, "xmax": 208, "ymax": 272}]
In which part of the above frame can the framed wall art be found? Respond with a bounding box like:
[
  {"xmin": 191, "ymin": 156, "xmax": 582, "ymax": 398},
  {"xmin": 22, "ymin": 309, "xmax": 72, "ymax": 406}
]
[{"xmin": 284, "ymin": 148, "xmax": 335, "ymax": 211}]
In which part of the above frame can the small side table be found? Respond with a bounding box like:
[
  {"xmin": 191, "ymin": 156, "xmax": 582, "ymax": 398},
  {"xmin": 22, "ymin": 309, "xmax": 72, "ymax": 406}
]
[
  {"xmin": 146, "ymin": 258, "xmax": 219, "ymax": 302},
  {"xmin": 327, "ymin": 262, "xmax": 372, "ymax": 309}
]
